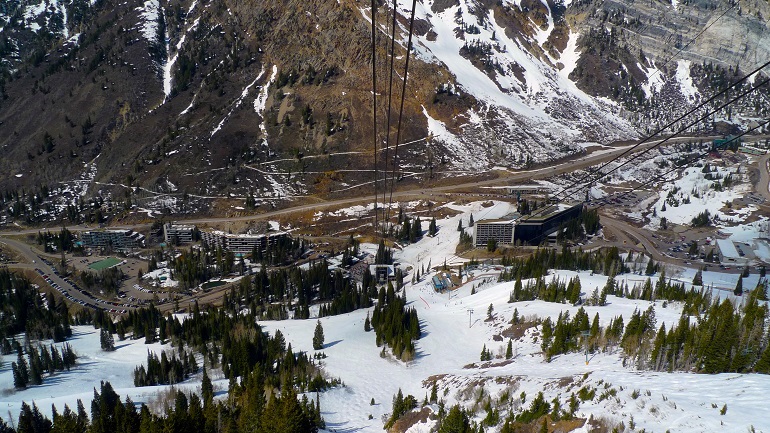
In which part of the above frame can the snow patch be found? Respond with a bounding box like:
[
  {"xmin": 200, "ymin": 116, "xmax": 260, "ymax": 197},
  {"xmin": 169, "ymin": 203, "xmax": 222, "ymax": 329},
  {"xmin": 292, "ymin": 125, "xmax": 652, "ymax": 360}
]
[
  {"xmin": 558, "ymin": 31, "xmax": 580, "ymax": 79},
  {"xmin": 676, "ymin": 59, "xmax": 699, "ymax": 101}
]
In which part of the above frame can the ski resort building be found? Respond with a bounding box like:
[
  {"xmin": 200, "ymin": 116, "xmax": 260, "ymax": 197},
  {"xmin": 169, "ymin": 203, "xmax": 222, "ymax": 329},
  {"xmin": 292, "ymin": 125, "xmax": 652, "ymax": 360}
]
[
  {"xmin": 201, "ymin": 230, "xmax": 288, "ymax": 255},
  {"xmin": 80, "ymin": 229, "xmax": 146, "ymax": 252},
  {"xmin": 514, "ymin": 202, "xmax": 584, "ymax": 245},
  {"xmin": 163, "ymin": 222, "xmax": 195, "ymax": 245},
  {"xmin": 473, "ymin": 202, "xmax": 584, "ymax": 247},
  {"xmin": 473, "ymin": 219, "xmax": 516, "ymax": 247},
  {"xmin": 715, "ymin": 239, "xmax": 748, "ymax": 264}
]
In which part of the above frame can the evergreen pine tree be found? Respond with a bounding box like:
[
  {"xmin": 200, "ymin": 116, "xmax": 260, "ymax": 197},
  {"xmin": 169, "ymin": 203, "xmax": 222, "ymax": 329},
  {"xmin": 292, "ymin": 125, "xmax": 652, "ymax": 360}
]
[
  {"xmin": 734, "ymin": 277, "xmax": 743, "ymax": 296},
  {"xmin": 313, "ymin": 320, "xmax": 325, "ymax": 350},
  {"xmin": 645, "ymin": 257, "xmax": 656, "ymax": 275},
  {"xmin": 753, "ymin": 342, "xmax": 770, "ymax": 373},
  {"xmin": 457, "ymin": 220, "xmax": 463, "ymax": 232},
  {"xmin": 201, "ymin": 368, "xmax": 213, "ymax": 406},
  {"xmin": 469, "ymin": 214, "xmax": 475, "ymax": 227},
  {"xmin": 439, "ymin": 405, "xmax": 470, "ymax": 433},
  {"xmin": 692, "ymin": 269, "xmax": 703, "ymax": 286},
  {"xmin": 100, "ymin": 329, "xmax": 115, "ymax": 351},
  {"xmin": 364, "ymin": 313, "xmax": 371, "ymax": 332},
  {"xmin": 144, "ymin": 324, "xmax": 156, "ymax": 344},
  {"xmin": 14, "ymin": 351, "xmax": 29, "ymax": 388},
  {"xmin": 410, "ymin": 217, "xmax": 421, "ymax": 242},
  {"xmin": 28, "ymin": 346, "xmax": 43, "ymax": 385},
  {"xmin": 505, "ymin": 340, "xmax": 513, "ymax": 359}
]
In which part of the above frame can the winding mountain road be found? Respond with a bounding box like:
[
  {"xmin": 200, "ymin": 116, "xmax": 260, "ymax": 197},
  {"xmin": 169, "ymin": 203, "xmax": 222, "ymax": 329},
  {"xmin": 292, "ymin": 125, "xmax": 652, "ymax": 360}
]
[{"xmin": 0, "ymin": 135, "xmax": 720, "ymax": 236}]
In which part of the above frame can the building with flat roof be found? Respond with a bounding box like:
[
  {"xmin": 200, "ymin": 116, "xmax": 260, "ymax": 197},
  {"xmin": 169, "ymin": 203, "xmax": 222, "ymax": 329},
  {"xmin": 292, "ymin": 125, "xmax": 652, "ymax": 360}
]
[
  {"xmin": 81, "ymin": 229, "xmax": 145, "ymax": 252},
  {"xmin": 201, "ymin": 230, "xmax": 288, "ymax": 255},
  {"xmin": 514, "ymin": 202, "xmax": 583, "ymax": 245},
  {"xmin": 715, "ymin": 239, "xmax": 747, "ymax": 264},
  {"xmin": 472, "ymin": 203, "xmax": 584, "ymax": 247},
  {"xmin": 473, "ymin": 219, "xmax": 516, "ymax": 247},
  {"xmin": 164, "ymin": 222, "xmax": 195, "ymax": 244}
]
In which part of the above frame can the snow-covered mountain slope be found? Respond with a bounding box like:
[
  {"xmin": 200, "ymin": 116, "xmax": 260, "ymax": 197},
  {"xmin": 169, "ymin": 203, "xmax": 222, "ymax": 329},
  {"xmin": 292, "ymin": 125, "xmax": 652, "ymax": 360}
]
[
  {"xmin": 0, "ymin": 0, "xmax": 768, "ymax": 218},
  {"xmin": 358, "ymin": 0, "xmax": 637, "ymax": 169}
]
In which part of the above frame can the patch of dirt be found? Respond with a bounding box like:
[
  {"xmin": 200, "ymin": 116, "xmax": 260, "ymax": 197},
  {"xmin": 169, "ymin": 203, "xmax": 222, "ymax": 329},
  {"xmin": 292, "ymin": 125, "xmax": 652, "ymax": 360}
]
[
  {"xmin": 502, "ymin": 321, "xmax": 539, "ymax": 340},
  {"xmin": 505, "ymin": 415, "xmax": 587, "ymax": 433},
  {"xmin": 463, "ymin": 359, "xmax": 515, "ymax": 369},
  {"xmin": 390, "ymin": 407, "xmax": 433, "ymax": 433},
  {"xmin": 422, "ymin": 374, "xmax": 448, "ymax": 388}
]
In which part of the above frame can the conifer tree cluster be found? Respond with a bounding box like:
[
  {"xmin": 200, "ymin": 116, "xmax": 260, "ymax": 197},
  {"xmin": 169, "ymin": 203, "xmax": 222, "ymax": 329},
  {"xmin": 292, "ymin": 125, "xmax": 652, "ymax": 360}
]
[
  {"xmin": 508, "ymin": 275, "xmax": 584, "ymax": 304},
  {"xmin": 170, "ymin": 237, "xmax": 308, "ymax": 289},
  {"xmin": 371, "ymin": 284, "xmax": 420, "ymax": 361},
  {"xmin": 498, "ymin": 247, "xmax": 627, "ymax": 282},
  {"xmin": 133, "ymin": 349, "xmax": 199, "ymax": 386},
  {"xmin": 529, "ymin": 274, "xmax": 770, "ymax": 375},
  {"xmin": 317, "ymin": 284, "xmax": 373, "ymax": 318},
  {"xmin": 396, "ymin": 217, "xmax": 423, "ymax": 243},
  {"xmin": 385, "ymin": 389, "xmax": 418, "ymax": 429},
  {"xmin": 375, "ymin": 239, "xmax": 393, "ymax": 265},
  {"xmin": 6, "ymin": 299, "xmax": 336, "ymax": 432},
  {"xmin": 36, "ymin": 227, "xmax": 75, "ymax": 253},
  {"xmin": 479, "ymin": 344, "xmax": 493, "ymax": 361},
  {"xmin": 5, "ymin": 377, "xmax": 325, "ymax": 433},
  {"xmin": 0, "ymin": 269, "xmax": 72, "ymax": 342},
  {"xmin": 12, "ymin": 342, "xmax": 76, "ymax": 389}
]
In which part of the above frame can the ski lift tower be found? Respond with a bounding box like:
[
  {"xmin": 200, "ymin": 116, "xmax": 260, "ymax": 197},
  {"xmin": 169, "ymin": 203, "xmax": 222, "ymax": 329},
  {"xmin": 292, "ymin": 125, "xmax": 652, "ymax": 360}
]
[{"xmin": 581, "ymin": 330, "xmax": 591, "ymax": 365}]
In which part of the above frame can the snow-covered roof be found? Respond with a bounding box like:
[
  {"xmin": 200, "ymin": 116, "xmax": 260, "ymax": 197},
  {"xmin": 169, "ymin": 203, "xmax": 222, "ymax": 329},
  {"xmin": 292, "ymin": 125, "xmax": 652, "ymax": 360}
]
[{"xmin": 716, "ymin": 239, "xmax": 740, "ymax": 259}]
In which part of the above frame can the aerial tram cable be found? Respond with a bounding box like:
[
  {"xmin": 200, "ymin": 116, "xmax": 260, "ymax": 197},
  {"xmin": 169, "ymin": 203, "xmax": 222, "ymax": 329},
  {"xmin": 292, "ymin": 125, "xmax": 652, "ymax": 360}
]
[
  {"xmin": 645, "ymin": 3, "xmax": 738, "ymax": 85},
  {"xmin": 560, "ymin": 74, "xmax": 770, "ymax": 202},
  {"xmin": 383, "ymin": 0, "xmax": 400, "ymax": 219},
  {"xmin": 524, "ymin": 119, "xmax": 769, "ymax": 246},
  {"xmin": 521, "ymin": 68, "xmax": 770, "ymax": 222},
  {"xmin": 550, "ymin": 59, "xmax": 770, "ymax": 203},
  {"xmin": 386, "ymin": 0, "xmax": 419, "ymax": 224},
  {"xmin": 371, "ymin": 0, "xmax": 379, "ymax": 233},
  {"xmin": 592, "ymin": 118, "xmax": 770, "ymax": 211}
]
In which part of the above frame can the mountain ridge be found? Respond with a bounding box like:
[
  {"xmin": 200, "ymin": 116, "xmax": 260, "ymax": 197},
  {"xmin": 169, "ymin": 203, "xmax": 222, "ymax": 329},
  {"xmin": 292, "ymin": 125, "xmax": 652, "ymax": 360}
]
[{"xmin": 0, "ymin": 0, "xmax": 768, "ymax": 223}]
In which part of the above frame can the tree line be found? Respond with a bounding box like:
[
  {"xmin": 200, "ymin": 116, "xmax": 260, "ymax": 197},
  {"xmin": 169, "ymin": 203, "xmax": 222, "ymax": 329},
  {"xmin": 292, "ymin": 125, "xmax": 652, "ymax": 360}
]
[
  {"xmin": 0, "ymin": 269, "xmax": 72, "ymax": 342},
  {"xmin": 498, "ymin": 246, "xmax": 627, "ymax": 282},
  {"xmin": 515, "ymin": 270, "xmax": 770, "ymax": 375}
]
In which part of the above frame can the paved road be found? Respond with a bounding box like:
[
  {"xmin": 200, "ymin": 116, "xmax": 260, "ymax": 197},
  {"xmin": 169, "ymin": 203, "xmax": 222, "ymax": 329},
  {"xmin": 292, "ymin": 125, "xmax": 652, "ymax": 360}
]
[
  {"xmin": 600, "ymin": 216, "xmax": 744, "ymax": 274},
  {"xmin": 0, "ymin": 135, "xmax": 721, "ymax": 236}
]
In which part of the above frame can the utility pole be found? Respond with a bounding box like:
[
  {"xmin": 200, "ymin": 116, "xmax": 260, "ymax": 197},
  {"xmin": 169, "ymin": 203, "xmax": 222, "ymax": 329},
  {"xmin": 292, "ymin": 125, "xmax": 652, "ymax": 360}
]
[{"xmin": 468, "ymin": 309, "xmax": 474, "ymax": 328}]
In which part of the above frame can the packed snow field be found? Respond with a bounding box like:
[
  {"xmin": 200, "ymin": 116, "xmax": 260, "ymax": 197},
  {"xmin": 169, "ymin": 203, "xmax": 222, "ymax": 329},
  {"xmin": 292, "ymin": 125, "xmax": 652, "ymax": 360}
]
[{"xmin": 2, "ymin": 201, "xmax": 769, "ymax": 432}]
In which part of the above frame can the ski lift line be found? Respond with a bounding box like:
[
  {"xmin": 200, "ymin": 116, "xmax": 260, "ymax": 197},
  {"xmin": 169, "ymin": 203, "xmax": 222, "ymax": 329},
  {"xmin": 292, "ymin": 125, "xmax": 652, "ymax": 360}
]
[
  {"xmin": 565, "ymin": 76, "xmax": 770, "ymax": 200},
  {"xmin": 555, "ymin": 59, "xmax": 770, "ymax": 200},
  {"xmin": 386, "ymin": 0, "xmax": 419, "ymax": 224},
  {"xmin": 383, "ymin": 0, "xmax": 400, "ymax": 212},
  {"xmin": 590, "ymin": 118, "xmax": 770, "ymax": 211},
  {"xmin": 552, "ymin": 59, "xmax": 770, "ymax": 202},
  {"xmin": 371, "ymin": 0, "xmax": 379, "ymax": 233},
  {"xmin": 646, "ymin": 2, "xmax": 738, "ymax": 84},
  {"xmin": 553, "ymin": 80, "xmax": 770, "ymax": 214},
  {"xmin": 522, "ymin": 73, "xmax": 770, "ymax": 224}
]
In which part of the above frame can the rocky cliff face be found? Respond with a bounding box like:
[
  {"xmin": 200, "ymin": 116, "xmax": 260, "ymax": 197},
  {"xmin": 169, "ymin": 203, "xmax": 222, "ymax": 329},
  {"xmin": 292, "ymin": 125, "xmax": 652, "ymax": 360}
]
[{"xmin": 0, "ymin": 0, "xmax": 767, "ymax": 222}]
